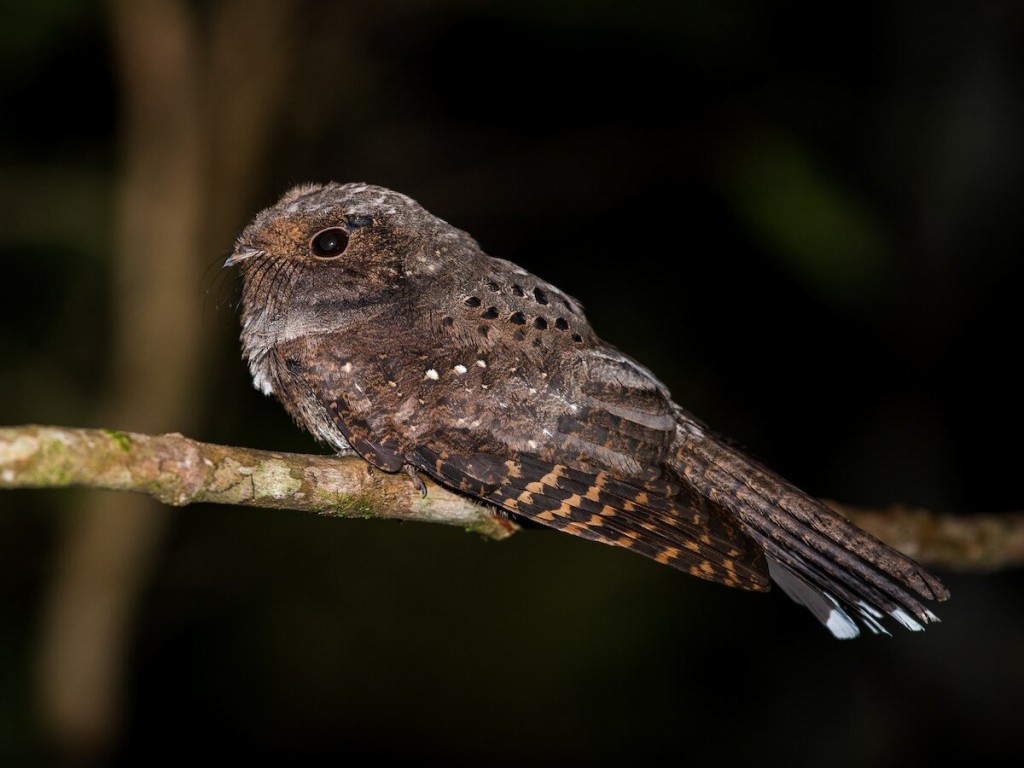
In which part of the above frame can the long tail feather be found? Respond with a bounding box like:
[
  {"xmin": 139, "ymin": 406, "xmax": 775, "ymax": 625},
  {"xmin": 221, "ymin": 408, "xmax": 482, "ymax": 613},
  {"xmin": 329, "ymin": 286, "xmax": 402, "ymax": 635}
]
[{"xmin": 677, "ymin": 424, "xmax": 949, "ymax": 638}]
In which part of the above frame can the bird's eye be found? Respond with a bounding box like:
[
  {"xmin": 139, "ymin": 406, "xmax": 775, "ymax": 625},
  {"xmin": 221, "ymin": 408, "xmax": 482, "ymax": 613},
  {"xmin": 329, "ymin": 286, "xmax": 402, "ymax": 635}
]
[{"xmin": 310, "ymin": 227, "xmax": 349, "ymax": 258}]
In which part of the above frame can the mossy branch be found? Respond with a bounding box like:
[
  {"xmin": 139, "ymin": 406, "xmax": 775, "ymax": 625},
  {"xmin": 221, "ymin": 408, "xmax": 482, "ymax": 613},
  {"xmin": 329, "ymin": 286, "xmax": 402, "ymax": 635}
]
[
  {"xmin": 2, "ymin": 425, "xmax": 1021, "ymax": 569},
  {"xmin": 0, "ymin": 425, "xmax": 516, "ymax": 540}
]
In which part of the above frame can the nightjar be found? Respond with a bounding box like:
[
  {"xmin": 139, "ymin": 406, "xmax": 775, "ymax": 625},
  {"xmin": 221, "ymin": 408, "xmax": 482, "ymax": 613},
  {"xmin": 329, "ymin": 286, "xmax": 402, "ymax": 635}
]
[{"xmin": 226, "ymin": 182, "xmax": 949, "ymax": 638}]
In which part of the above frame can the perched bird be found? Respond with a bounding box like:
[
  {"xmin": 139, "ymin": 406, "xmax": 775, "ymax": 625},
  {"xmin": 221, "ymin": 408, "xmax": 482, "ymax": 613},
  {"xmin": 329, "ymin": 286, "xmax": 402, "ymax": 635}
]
[{"xmin": 226, "ymin": 182, "xmax": 949, "ymax": 638}]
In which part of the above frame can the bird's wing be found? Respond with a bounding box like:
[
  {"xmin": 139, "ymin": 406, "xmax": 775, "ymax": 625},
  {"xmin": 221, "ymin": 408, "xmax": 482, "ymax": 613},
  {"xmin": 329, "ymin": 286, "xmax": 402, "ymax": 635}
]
[
  {"xmin": 416, "ymin": 444, "xmax": 769, "ymax": 590},
  {"xmin": 408, "ymin": 342, "xmax": 769, "ymax": 591},
  {"xmin": 282, "ymin": 330, "xmax": 768, "ymax": 590}
]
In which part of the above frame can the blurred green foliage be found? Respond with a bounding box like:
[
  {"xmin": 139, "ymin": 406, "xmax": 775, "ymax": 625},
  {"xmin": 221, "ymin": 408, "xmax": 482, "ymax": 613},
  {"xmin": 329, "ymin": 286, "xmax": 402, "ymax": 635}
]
[{"xmin": 722, "ymin": 132, "xmax": 893, "ymax": 309}]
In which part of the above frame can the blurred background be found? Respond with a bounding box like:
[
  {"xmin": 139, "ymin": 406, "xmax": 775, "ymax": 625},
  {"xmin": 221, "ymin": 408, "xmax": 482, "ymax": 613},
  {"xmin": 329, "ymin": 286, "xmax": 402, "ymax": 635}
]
[{"xmin": 2, "ymin": 0, "xmax": 1023, "ymax": 764}]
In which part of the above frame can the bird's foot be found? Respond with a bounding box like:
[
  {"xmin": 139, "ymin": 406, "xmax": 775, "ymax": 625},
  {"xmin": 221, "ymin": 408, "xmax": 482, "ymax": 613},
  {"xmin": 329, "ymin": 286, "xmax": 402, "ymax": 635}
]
[{"xmin": 404, "ymin": 463, "xmax": 428, "ymax": 497}]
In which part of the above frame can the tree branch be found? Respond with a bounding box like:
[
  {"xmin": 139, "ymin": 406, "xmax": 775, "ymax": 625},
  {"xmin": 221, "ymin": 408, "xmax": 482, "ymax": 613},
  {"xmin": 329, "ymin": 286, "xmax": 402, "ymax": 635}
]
[
  {"xmin": 0, "ymin": 426, "xmax": 516, "ymax": 540},
  {"xmin": 3, "ymin": 425, "xmax": 1021, "ymax": 569},
  {"xmin": 823, "ymin": 501, "xmax": 1024, "ymax": 571}
]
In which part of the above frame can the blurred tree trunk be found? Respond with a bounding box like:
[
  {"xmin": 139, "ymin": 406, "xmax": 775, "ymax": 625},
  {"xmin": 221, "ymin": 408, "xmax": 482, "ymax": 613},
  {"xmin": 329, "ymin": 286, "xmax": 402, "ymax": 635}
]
[{"xmin": 35, "ymin": 0, "xmax": 296, "ymax": 759}]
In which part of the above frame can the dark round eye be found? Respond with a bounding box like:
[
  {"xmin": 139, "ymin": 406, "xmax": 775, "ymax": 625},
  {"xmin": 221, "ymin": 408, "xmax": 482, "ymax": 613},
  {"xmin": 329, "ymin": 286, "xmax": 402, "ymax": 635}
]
[{"xmin": 310, "ymin": 227, "xmax": 349, "ymax": 258}]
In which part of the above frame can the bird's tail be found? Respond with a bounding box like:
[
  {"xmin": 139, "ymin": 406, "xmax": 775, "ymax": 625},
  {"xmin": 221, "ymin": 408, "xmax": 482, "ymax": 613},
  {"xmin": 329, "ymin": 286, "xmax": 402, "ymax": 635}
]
[{"xmin": 675, "ymin": 422, "xmax": 949, "ymax": 638}]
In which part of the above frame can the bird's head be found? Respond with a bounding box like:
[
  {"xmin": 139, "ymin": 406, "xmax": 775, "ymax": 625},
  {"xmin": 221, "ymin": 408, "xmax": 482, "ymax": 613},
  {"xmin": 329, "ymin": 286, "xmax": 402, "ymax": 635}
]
[{"xmin": 226, "ymin": 182, "xmax": 474, "ymax": 346}]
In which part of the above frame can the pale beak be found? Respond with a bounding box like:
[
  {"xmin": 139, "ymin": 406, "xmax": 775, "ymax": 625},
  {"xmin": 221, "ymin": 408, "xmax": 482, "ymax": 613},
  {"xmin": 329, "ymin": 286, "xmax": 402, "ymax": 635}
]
[{"xmin": 223, "ymin": 246, "xmax": 264, "ymax": 267}]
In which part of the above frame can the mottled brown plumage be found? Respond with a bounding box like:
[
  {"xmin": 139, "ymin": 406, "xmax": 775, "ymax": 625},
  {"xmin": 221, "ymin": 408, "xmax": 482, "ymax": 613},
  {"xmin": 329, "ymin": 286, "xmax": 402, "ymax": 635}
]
[{"xmin": 226, "ymin": 182, "xmax": 949, "ymax": 637}]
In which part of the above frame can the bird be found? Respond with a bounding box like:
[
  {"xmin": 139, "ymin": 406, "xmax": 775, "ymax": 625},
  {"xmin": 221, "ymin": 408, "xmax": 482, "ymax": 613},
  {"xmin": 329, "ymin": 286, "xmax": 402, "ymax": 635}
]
[{"xmin": 225, "ymin": 181, "xmax": 949, "ymax": 638}]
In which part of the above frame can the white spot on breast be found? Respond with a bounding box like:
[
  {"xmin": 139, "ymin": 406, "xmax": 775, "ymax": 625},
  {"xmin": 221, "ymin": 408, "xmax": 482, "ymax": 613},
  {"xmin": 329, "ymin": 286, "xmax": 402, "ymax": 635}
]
[
  {"xmin": 387, "ymin": 380, "xmax": 397, "ymax": 388},
  {"xmin": 454, "ymin": 364, "xmax": 467, "ymax": 374},
  {"xmin": 476, "ymin": 359, "xmax": 487, "ymax": 368},
  {"xmin": 527, "ymin": 440, "xmax": 538, "ymax": 449},
  {"xmin": 342, "ymin": 362, "xmax": 353, "ymax": 373},
  {"xmin": 528, "ymin": 388, "xmax": 537, "ymax": 395},
  {"xmin": 425, "ymin": 368, "xmax": 439, "ymax": 380}
]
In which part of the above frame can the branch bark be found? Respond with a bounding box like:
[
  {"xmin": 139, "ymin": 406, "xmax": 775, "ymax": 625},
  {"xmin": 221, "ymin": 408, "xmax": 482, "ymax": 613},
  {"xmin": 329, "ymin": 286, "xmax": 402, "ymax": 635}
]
[
  {"xmin": 3, "ymin": 424, "xmax": 1022, "ymax": 570},
  {"xmin": 1, "ymin": 426, "xmax": 516, "ymax": 540}
]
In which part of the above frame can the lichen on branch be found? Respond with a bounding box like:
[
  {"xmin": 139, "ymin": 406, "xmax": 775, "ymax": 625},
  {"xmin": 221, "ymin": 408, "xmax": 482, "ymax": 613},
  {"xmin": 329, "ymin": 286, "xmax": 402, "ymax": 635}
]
[
  {"xmin": 0, "ymin": 425, "xmax": 516, "ymax": 540},
  {"xmin": 2, "ymin": 424, "xmax": 1022, "ymax": 570}
]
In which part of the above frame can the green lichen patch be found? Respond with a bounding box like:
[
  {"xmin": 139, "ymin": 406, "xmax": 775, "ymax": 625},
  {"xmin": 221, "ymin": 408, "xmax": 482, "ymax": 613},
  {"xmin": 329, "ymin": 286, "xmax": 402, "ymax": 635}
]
[
  {"xmin": 22, "ymin": 435, "xmax": 79, "ymax": 486},
  {"xmin": 250, "ymin": 458, "xmax": 303, "ymax": 500},
  {"xmin": 320, "ymin": 491, "xmax": 379, "ymax": 519},
  {"xmin": 104, "ymin": 430, "xmax": 133, "ymax": 452}
]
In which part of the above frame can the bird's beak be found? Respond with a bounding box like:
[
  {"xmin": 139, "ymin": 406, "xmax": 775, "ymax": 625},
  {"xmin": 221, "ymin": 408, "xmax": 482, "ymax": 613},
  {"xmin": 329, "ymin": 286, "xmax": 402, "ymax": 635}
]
[{"xmin": 223, "ymin": 246, "xmax": 264, "ymax": 268}]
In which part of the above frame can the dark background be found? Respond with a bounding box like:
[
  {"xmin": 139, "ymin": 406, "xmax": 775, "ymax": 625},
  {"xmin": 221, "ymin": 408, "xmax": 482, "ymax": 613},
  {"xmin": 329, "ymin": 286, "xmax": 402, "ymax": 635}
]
[{"xmin": 2, "ymin": 1, "xmax": 1022, "ymax": 765}]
